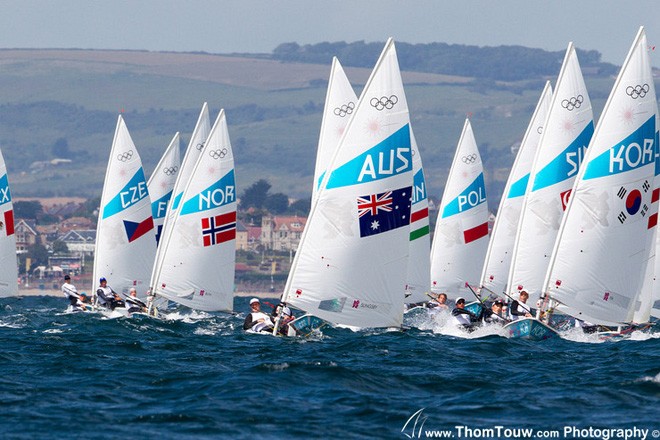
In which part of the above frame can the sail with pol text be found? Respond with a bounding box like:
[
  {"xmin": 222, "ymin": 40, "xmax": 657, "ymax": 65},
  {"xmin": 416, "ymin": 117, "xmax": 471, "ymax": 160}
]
[
  {"xmin": 93, "ymin": 115, "xmax": 156, "ymax": 297},
  {"xmin": 0, "ymin": 148, "xmax": 17, "ymax": 298},
  {"xmin": 150, "ymin": 110, "xmax": 236, "ymax": 312},
  {"xmin": 430, "ymin": 119, "xmax": 489, "ymax": 300},
  {"xmin": 480, "ymin": 82, "xmax": 552, "ymax": 296},
  {"xmin": 507, "ymin": 42, "xmax": 594, "ymax": 302},
  {"xmin": 282, "ymin": 38, "xmax": 413, "ymax": 329},
  {"xmin": 543, "ymin": 27, "xmax": 658, "ymax": 326}
]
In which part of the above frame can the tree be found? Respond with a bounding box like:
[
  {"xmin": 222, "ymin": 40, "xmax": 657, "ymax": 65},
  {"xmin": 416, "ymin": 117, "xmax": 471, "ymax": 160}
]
[
  {"xmin": 52, "ymin": 240, "xmax": 69, "ymax": 254},
  {"xmin": 241, "ymin": 179, "xmax": 271, "ymax": 209},
  {"xmin": 52, "ymin": 137, "xmax": 71, "ymax": 158},
  {"xmin": 288, "ymin": 198, "xmax": 310, "ymax": 216},
  {"xmin": 264, "ymin": 193, "xmax": 289, "ymax": 214},
  {"xmin": 13, "ymin": 201, "xmax": 43, "ymax": 219},
  {"xmin": 27, "ymin": 243, "xmax": 49, "ymax": 267}
]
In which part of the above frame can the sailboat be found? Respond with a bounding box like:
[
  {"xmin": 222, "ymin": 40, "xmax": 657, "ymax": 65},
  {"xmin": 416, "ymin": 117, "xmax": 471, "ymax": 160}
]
[
  {"xmin": 0, "ymin": 148, "xmax": 18, "ymax": 298},
  {"xmin": 93, "ymin": 115, "xmax": 156, "ymax": 311},
  {"xmin": 506, "ymin": 42, "xmax": 594, "ymax": 307},
  {"xmin": 538, "ymin": 27, "xmax": 658, "ymax": 336},
  {"xmin": 149, "ymin": 110, "xmax": 236, "ymax": 313},
  {"xmin": 280, "ymin": 38, "xmax": 413, "ymax": 330},
  {"xmin": 480, "ymin": 82, "xmax": 552, "ymax": 299},
  {"xmin": 430, "ymin": 119, "xmax": 489, "ymax": 302},
  {"xmin": 312, "ymin": 57, "xmax": 358, "ymax": 200},
  {"xmin": 147, "ymin": 132, "xmax": 181, "ymax": 247}
]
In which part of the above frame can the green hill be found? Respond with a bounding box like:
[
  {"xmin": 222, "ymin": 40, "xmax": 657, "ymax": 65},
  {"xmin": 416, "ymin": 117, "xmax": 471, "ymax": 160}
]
[{"xmin": 0, "ymin": 47, "xmax": 629, "ymax": 209}]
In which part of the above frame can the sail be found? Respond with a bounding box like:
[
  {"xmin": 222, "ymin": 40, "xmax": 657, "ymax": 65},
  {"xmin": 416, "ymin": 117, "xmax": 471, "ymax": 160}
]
[
  {"xmin": 151, "ymin": 110, "xmax": 236, "ymax": 312},
  {"xmin": 312, "ymin": 57, "xmax": 358, "ymax": 200},
  {"xmin": 147, "ymin": 132, "xmax": 181, "ymax": 246},
  {"xmin": 405, "ymin": 128, "xmax": 431, "ymax": 303},
  {"xmin": 507, "ymin": 43, "xmax": 594, "ymax": 301},
  {"xmin": 151, "ymin": 103, "xmax": 211, "ymax": 289},
  {"xmin": 480, "ymin": 82, "xmax": 553, "ymax": 295},
  {"xmin": 430, "ymin": 119, "xmax": 489, "ymax": 300},
  {"xmin": 282, "ymin": 38, "xmax": 412, "ymax": 328},
  {"xmin": 93, "ymin": 115, "xmax": 156, "ymax": 296},
  {"xmin": 543, "ymin": 27, "xmax": 658, "ymax": 326},
  {"xmin": 0, "ymin": 149, "xmax": 18, "ymax": 298}
]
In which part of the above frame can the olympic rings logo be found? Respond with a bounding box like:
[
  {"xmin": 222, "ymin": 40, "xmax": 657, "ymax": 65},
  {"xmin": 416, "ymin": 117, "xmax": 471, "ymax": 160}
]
[
  {"xmin": 196, "ymin": 142, "xmax": 205, "ymax": 151},
  {"xmin": 209, "ymin": 148, "xmax": 228, "ymax": 160},
  {"xmin": 163, "ymin": 166, "xmax": 179, "ymax": 176},
  {"xmin": 334, "ymin": 101, "xmax": 355, "ymax": 117},
  {"xmin": 370, "ymin": 95, "xmax": 398, "ymax": 111},
  {"xmin": 117, "ymin": 150, "xmax": 134, "ymax": 162},
  {"xmin": 626, "ymin": 84, "xmax": 649, "ymax": 99},
  {"xmin": 461, "ymin": 154, "xmax": 477, "ymax": 164},
  {"xmin": 536, "ymin": 126, "xmax": 544, "ymax": 135},
  {"xmin": 561, "ymin": 95, "xmax": 584, "ymax": 111}
]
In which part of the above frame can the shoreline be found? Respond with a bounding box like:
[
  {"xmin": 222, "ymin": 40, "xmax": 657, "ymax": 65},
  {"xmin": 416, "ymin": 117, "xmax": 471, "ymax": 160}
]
[{"xmin": 16, "ymin": 288, "xmax": 281, "ymax": 299}]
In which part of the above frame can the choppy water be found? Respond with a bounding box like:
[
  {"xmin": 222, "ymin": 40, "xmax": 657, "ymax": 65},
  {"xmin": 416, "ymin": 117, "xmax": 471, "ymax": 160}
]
[{"xmin": 1, "ymin": 296, "xmax": 659, "ymax": 439}]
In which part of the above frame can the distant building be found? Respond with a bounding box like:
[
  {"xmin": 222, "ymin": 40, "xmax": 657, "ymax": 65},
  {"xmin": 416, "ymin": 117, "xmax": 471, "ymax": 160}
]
[
  {"xmin": 58, "ymin": 229, "xmax": 96, "ymax": 256},
  {"xmin": 14, "ymin": 219, "xmax": 38, "ymax": 254},
  {"xmin": 261, "ymin": 215, "xmax": 306, "ymax": 251}
]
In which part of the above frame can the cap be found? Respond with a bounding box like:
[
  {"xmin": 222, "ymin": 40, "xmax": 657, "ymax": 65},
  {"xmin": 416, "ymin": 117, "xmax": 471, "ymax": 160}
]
[
  {"xmin": 64, "ymin": 275, "xmax": 71, "ymax": 280},
  {"xmin": 281, "ymin": 306, "xmax": 292, "ymax": 316},
  {"xmin": 455, "ymin": 296, "xmax": 465, "ymax": 304},
  {"xmin": 494, "ymin": 299, "xmax": 504, "ymax": 306},
  {"xmin": 99, "ymin": 277, "xmax": 107, "ymax": 283},
  {"xmin": 249, "ymin": 298, "xmax": 260, "ymax": 305}
]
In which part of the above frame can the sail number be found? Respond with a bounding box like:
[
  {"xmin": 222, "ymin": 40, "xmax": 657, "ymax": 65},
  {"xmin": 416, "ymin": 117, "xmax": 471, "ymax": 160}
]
[
  {"xmin": 458, "ymin": 187, "xmax": 486, "ymax": 212},
  {"xmin": 198, "ymin": 185, "xmax": 235, "ymax": 210},
  {"xmin": 0, "ymin": 186, "xmax": 9, "ymax": 204},
  {"xmin": 566, "ymin": 145, "xmax": 587, "ymax": 178},
  {"xmin": 609, "ymin": 139, "xmax": 654, "ymax": 173},
  {"xmin": 120, "ymin": 182, "xmax": 147, "ymax": 209},
  {"xmin": 358, "ymin": 148, "xmax": 410, "ymax": 182}
]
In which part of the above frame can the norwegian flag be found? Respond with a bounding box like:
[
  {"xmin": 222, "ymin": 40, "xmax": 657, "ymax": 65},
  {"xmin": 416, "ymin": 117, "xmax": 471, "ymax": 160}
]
[
  {"xmin": 357, "ymin": 186, "xmax": 411, "ymax": 238},
  {"xmin": 201, "ymin": 211, "xmax": 236, "ymax": 247}
]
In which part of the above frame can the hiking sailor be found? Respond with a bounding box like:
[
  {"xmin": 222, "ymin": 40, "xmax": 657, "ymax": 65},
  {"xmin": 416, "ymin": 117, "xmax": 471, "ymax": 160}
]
[
  {"xmin": 125, "ymin": 287, "xmax": 147, "ymax": 315},
  {"xmin": 61, "ymin": 274, "xmax": 84, "ymax": 311},
  {"xmin": 243, "ymin": 298, "xmax": 274, "ymax": 333},
  {"xmin": 482, "ymin": 299, "xmax": 508, "ymax": 325},
  {"xmin": 508, "ymin": 290, "xmax": 533, "ymax": 321},
  {"xmin": 451, "ymin": 297, "xmax": 481, "ymax": 329},
  {"xmin": 96, "ymin": 277, "xmax": 125, "ymax": 310},
  {"xmin": 272, "ymin": 302, "xmax": 296, "ymax": 336}
]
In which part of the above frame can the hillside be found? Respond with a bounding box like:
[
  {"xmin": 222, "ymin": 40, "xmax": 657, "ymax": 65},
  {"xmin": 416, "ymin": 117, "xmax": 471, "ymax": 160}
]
[{"xmin": 0, "ymin": 47, "xmax": 625, "ymax": 207}]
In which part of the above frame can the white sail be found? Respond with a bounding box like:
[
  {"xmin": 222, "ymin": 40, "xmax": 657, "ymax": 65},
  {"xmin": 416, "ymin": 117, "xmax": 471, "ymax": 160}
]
[
  {"xmin": 312, "ymin": 57, "xmax": 358, "ymax": 200},
  {"xmin": 406, "ymin": 128, "xmax": 431, "ymax": 303},
  {"xmin": 282, "ymin": 38, "xmax": 412, "ymax": 328},
  {"xmin": 507, "ymin": 43, "xmax": 594, "ymax": 301},
  {"xmin": 480, "ymin": 82, "xmax": 553, "ymax": 295},
  {"xmin": 147, "ymin": 132, "xmax": 181, "ymax": 246},
  {"xmin": 0, "ymin": 149, "xmax": 18, "ymax": 298},
  {"xmin": 151, "ymin": 103, "xmax": 211, "ymax": 289},
  {"xmin": 93, "ymin": 115, "xmax": 156, "ymax": 296},
  {"xmin": 543, "ymin": 27, "xmax": 657, "ymax": 326},
  {"xmin": 151, "ymin": 110, "xmax": 236, "ymax": 312},
  {"xmin": 430, "ymin": 119, "xmax": 489, "ymax": 300}
]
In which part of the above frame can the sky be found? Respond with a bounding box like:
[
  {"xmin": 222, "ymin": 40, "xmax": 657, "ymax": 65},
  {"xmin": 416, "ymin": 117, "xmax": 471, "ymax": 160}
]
[{"xmin": 1, "ymin": 1, "xmax": 659, "ymax": 66}]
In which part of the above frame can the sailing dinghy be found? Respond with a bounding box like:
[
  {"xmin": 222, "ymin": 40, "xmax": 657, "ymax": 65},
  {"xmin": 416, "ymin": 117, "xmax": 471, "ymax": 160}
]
[
  {"xmin": 280, "ymin": 38, "xmax": 413, "ymax": 332},
  {"xmin": 0, "ymin": 148, "xmax": 17, "ymax": 298},
  {"xmin": 147, "ymin": 132, "xmax": 181, "ymax": 247}
]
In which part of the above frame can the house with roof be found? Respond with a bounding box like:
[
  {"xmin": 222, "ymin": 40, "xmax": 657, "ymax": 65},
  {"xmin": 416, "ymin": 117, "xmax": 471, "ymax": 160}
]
[
  {"xmin": 260, "ymin": 215, "xmax": 306, "ymax": 251},
  {"xmin": 57, "ymin": 229, "xmax": 96, "ymax": 256},
  {"xmin": 14, "ymin": 219, "xmax": 38, "ymax": 254}
]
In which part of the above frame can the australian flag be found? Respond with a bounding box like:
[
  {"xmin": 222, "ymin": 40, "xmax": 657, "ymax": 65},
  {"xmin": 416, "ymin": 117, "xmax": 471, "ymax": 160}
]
[
  {"xmin": 201, "ymin": 211, "xmax": 236, "ymax": 247},
  {"xmin": 357, "ymin": 186, "xmax": 411, "ymax": 238}
]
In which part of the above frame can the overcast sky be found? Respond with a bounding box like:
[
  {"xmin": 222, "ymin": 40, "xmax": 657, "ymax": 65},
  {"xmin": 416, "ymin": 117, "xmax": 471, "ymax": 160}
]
[{"xmin": 1, "ymin": 1, "xmax": 659, "ymax": 66}]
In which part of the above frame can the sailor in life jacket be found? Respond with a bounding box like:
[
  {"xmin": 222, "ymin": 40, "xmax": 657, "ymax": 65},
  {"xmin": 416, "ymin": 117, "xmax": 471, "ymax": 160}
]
[
  {"xmin": 243, "ymin": 298, "xmax": 274, "ymax": 333},
  {"xmin": 508, "ymin": 290, "xmax": 533, "ymax": 321},
  {"xmin": 451, "ymin": 297, "xmax": 481, "ymax": 329},
  {"xmin": 482, "ymin": 299, "xmax": 508, "ymax": 325},
  {"xmin": 271, "ymin": 302, "xmax": 296, "ymax": 336},
  {"xmin": 61, "ymin": 274, "xmax": 84, "ymax": 311},
  {"xmin": 96, "ymin": 277, "xmax": 125, "ymax": 310},
  {"xmin": 125, "ymin": 287, "xmax": 147, "ymax": 315}
]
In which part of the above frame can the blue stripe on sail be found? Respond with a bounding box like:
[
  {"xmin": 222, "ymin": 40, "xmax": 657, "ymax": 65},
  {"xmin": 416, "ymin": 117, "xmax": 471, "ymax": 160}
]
[
  {"xmin": 583, "ymin": 116, "xmax": 655, "ymax": 180},
  {"xmin": 532, "ymin": 122, "xmax": 594, "ymax": 192},
  {"xmin": 151, "ymin": 190, "xmax": 173, "ymax": 219},
  {"xmin": 325, "ymin": 124, "xmax": 412, "ymax": 189},
  {"xmin": 507, "ymin": 173, "xmax": 529, "ymax": 199},
  {"xmin": 412, "ymin": 169, "xmax": 427, "ymax": 205},
  {"xmin": 316, "ymin": 171, "xmax": 326, "ymax": 191},
  {"xmin": 656, "ymin": 129, "xmax": 660, "ymax": 177},
  {"xmin": 180, "ymin": 169, "xmax": 236, "ymax": 215},
  {"xmin": 442, "ymin": 173, "xmax": 486, "ymax": 218},
  {"xmin": 0, "ymin": 174, "xmax": 11, "ymax": 206},
  {"xmin": 102, "ymin": 168, "xmax": 148, "ymax": 219},
  {"xmin": 171, "ymin": 191, "xmax": 183, "ymax": 210}
]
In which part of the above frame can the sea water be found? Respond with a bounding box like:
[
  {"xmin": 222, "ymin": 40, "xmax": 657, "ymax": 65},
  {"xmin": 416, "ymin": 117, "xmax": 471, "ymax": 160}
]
[{"xmin": 0, "ymin": 296, "xmax": 658, "ymax": 439}]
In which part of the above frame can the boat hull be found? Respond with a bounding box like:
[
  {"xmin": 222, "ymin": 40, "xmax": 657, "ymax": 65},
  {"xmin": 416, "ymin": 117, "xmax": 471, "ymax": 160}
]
[{"xmin": 504, "ymin": 317, "xmax": 558, "ymax": 340}]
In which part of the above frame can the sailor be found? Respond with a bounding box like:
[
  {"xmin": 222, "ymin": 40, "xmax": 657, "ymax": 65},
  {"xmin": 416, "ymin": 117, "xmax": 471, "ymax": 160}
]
[
  {"xmin": 451, "ymin": 297, "xmax": 481, "ymax": 329},
  {"xmin": 61, "ymin": 274, "xmax": 84, "ymax": 311},
  {"xmin": 482, "ymin": 299, "xmax": 508, "ymax": 325},
  {"xmin": 428, "ymin": 293, "xmax": 449, "ymax": 310},
  {"xmin": 96, "ymin": 277, "xmax": 125, "ymax": 310},
  {"xmin": 509, "ymin": 290, "xmax": 533, "ymax": 321},
  {"xmin": 125, "ymin": 287, "xmax": 147, "ymax": 315},
  {"xmin": 243, "ymin": 298, "xmax": 274, "ymax": 333},
  {"xmin": 272, "ymin": 302, "xmax": 296, "ymax": 336}
]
